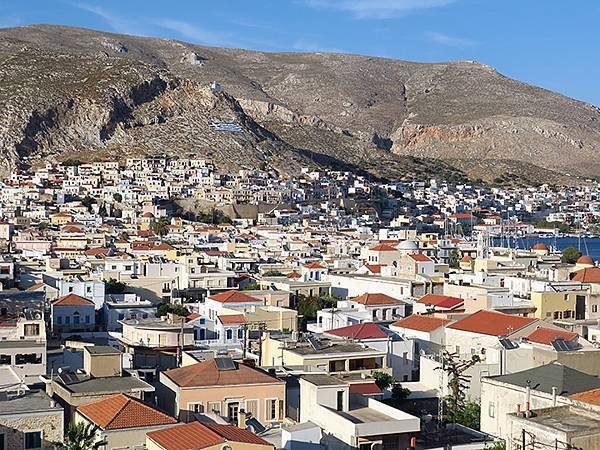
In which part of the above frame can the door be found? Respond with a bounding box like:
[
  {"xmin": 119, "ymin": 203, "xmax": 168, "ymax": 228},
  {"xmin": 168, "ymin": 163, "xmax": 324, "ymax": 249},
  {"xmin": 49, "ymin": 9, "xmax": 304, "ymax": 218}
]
[
  {"xmin": 576, "ymin": 295, "xmax": 586, "ymax": 320},
  {"xmin": 227, "ymin": 402, "xmax": 239, "ymax": 423}
]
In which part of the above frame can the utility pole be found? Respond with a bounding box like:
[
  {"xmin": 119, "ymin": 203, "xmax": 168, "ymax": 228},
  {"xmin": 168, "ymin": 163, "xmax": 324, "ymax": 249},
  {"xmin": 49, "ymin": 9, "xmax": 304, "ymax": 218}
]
[{"xmin": 242, "ymin": 322, "xmax": 248, "ymax": 359}]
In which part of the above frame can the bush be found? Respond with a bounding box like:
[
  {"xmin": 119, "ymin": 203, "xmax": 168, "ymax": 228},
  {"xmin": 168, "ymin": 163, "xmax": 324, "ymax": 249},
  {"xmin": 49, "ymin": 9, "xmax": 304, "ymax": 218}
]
[
  {"xmin": 105, "ymin": 278, "xmax": 126, "ymax": 294},
  {"xmin": 562, "ymin": 246, "xmax": 582, "ymax": 264},
  {"xmin": 156, "ymin": 303, "xmax": 189, "ymax": 318},
  {"xmin": 372, "ymin": 371, "xmax": 395, "ymax": 390}
]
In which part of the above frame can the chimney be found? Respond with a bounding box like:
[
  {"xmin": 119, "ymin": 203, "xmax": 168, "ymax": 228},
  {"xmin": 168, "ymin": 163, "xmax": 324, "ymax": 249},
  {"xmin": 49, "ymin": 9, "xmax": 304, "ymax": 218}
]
[
  {"xmin": 552, "ymin": 386, "xmax": 558, "ymax": 406},
  {"xmin": 238, "ymin": 409, "xmax": 247, "ymax": 429}
]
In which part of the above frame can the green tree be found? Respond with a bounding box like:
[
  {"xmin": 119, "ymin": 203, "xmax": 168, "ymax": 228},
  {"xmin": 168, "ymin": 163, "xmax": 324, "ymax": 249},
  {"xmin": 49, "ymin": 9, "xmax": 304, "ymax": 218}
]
[
  {"xmin": 112, "ymin": 192, "xmax": 123, "ymax": 202},
  {"xmin": 263, "ymin": 270, "xmax": 284, "ymax": 276},
  {"xmin": 437, "ymin": 350, "xmax": 481, "ymax": 425},
  {"xmin": 54, "ymin": 421, "xmax": 106, "ymax": 450},
  {"xmin": 562, "ymin": 246, "xmax": 582, "ymax": 264},
  {"xmin": 485, "ymin": 441, "xmax": 506, "ymax": 450},
  {"xmin": 152, "ymin": 217, "xmax": 170, "ymax": 238},
  {"xmin": 449, "ymin": 249, "xmax": 461, "ymax": 269},
  {"xmin": 37, "ymin": 221, "xmax": 50, "ymax": 230},
  {"xmin": 297, "ymin": 294, "xmax": 337, "ymax": 328},
  {"xmin": 241, "ymin": 282, "xmax": 261, "ymax": 291},
  {"xmin": 81, "ymin": 196, "xmax": 96, "ymax": 211},
  {"xmin": 372, "ymin": 371, "xmax": 395, "ymax": 390},
  {"xmin": 105, "ymin": 278, "xmax": 126, "ymax": 295},
  {"xmin": 156, "ymin": 303, "xmax": 189, "ymax": 318},
  {"xmin": 62, "ymin": 158, "xmax": 83, "ymax": 167},
  {"xmin": 454, "ymin": 399, "xmax": 481, "ymax": 429},
  {"xmin": 391, "ymin": 384, "xmax": 411, "ymax": 402},
  {"xmin": 98, "ymin": 202, "xmax": 108, "ymax": 217}
]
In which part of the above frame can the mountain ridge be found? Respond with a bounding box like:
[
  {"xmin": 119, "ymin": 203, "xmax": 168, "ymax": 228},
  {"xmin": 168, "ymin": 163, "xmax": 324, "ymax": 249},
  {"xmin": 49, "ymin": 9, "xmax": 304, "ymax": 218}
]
[{"xmin": 1, "ymin": 24, "xmax": 599, "ymax": 185}]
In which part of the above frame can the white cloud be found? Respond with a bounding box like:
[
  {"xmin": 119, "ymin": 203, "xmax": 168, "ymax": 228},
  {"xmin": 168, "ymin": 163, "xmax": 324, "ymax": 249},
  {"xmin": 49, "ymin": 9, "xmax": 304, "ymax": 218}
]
[
  {"xmin": 304, "ymin": 0, "xmax": 458, "ymax": 19},
  {"xmin": 71, "ymin": 2, "xmax": 149, "ymax": 35},
  {"xmin": 293, "ymin": 39, "xmax": 344, "ymax": 53},
  {"xmin": 426, "ymin": 31, "xmax": 475, "ymax": 47},
  {"xmin": 154, "ymin": 19, "xmax": 232, "ymax": 46}
]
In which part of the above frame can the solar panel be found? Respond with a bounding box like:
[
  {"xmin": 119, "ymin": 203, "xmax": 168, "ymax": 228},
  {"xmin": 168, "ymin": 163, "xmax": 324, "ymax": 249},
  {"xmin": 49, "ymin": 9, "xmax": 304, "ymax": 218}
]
[
  {"xmin": 214, "ymin": 356, "xmax": 237, "ymax": 371},
  {"xmin": 552, "ymin": 337, "xmax": 581, "ymax": 352},
  {"xmin": 499, "ymin": 338, "xmax": 519, "ymax": 350},
  {"xmin": 307, "ymin": 335, "xmax": 323, "ymax": 351}
]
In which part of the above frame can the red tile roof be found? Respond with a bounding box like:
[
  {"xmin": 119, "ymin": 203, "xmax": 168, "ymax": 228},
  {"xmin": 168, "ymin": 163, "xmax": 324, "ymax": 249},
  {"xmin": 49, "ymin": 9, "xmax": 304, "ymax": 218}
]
[
  {"xmin": 327, "ymin": 322, "xmax": 388, "ymax": 340},
  {"xmin": 209, "ymin": 290, "xmax": 260, "ymax": 304},
  {"xmin": 526, "ymin": 327, "xmax": 578, "ymax": 346},
  {"xmin": 447, "ymin": 310, "xmax": 536, "ymax": 336},
  {"xmin": 218, "ymin": 314, "xmax": 247, "ymax": 325},
  {"xmin": 204, "ymin": 423, "xmax": 272, "ymax": 445},
  {"xmin": 351, "ymin": 293, "xmax": 404, "ymax": 306},
  {"xmin": 147, "ymin": 422, "xmax": 225, "ymax": 450},
  {"xmin": 363, "ymin": 264, "xmax": 383, "ymax": 274},
  {"xmin": 52, "ymin": 293, "xmax": 94, "ymax": 307},
  {"xmin": 349, "ymin": 382, "xmax": 382, "ymax": 395},
  {"xmin": 304, "ymin": 262, "xmax": 326, "ymax": 269},
  {"xmin": 77, "ymin": 394, "xmax": 176, "ymax": 430},
  {"xmin": 417, "ymin": 294, "xmax": 464, "ymax": 309},
  {"xmin": 570, "ymin": 388, "xmax": 600, "ymax": 406},
  {"xmin": 163, "ymin": 359, "xmax": 281, "ymax": 388},
  {"xmin": 572, "ymin": 267, "xmax": 600, "ymax": 283},
  {"xmin": 287, "ymin": 271, "xmax": 302, "ymax": 279},
  {"xmin": 391, "ymin": 315, "xmax": 451, "ymax": 332},
  {"xmin": 369, "ymin": 243, "xmax": 398, "ymax": 252},
  {"xmin": 409, "ymin": 253, "xmax": 432, "ymax": 262}
]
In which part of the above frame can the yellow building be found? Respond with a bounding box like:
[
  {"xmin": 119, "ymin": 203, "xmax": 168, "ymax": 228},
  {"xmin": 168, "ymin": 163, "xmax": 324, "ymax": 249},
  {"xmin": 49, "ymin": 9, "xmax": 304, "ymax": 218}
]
[{"xmin": 531, "ymin": 288, "xmax": 588, "ymax": 321}]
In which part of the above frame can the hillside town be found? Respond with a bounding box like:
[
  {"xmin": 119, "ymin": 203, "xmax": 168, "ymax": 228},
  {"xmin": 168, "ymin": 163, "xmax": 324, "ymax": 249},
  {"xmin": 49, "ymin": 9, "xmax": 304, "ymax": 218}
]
[{"xmin": 1, "ymin": 158, "xmax": 600, "ymax": 450}]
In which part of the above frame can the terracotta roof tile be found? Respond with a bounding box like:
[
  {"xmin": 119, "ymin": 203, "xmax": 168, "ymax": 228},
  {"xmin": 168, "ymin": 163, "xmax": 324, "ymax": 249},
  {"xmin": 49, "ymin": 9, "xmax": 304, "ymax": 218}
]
[
  {"xmin": 218, "ymin": 314, "xmax": 247, "ymax": 325},
  {"xmin": 147, "ymin": 422, "xmax": 225, "ymax": 450},
  {"xmin": 204, "ymin": 423, "xmax": 272, "ymax": 445},
  {"xmin": 572, "ymin": 267, "xmax": 600, "ymax": 283},
  {"xmin": 209, "ymin": 290, "xmax": 260, "ymax": 304},
  {"xmin": 447, "ymin": 310, "xmax": 536, "ymax": 336},
  {"xmin": 526, "ymin": 327, "xmax": 578, "ymax": 346},
  {"xmin": 163, "ymin": 359, "xmax": 281, "ymax": 388},
  {"xmin": 369, "ymin": 243, "xmax": 398, "ymax": 252},
  {"xmin": 351, "ymin": 293, "xmax": 404, "ymax": 306},
  {"xmin": 52, "ymin": 293, "xmax": 94, "ymax": 306},
  {"xmin": 570, "ymin": 388, "xmax": 600, "ymax": 406},
  {"xmin": 391, "ymin": 315, "xmax": 451, "ymax": 332},
  {"xmin": 417, "ymin": 294, "xmax": 464, "ymax": 309},
  {"xmin": 409, "ymin": 253, "xmax": 432, "ymax": 262},
  {"xmin": 77, "ymin": 394, "xmax": 176, "ymax": 430}
]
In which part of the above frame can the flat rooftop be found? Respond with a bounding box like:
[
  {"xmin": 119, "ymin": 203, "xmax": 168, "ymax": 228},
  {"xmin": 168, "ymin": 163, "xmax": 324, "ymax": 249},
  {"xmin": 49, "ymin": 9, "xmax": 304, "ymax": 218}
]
[
  {"xmin": 515, "ymin": 406, "xmax": 600, "ymax": 435},
  {"xmin": 337, "ymin": 406, "xmax": 391, "ymax": 424},
  {"xmin": 0, "ymin": 389, "xmax": 62, "ymax": 415}
]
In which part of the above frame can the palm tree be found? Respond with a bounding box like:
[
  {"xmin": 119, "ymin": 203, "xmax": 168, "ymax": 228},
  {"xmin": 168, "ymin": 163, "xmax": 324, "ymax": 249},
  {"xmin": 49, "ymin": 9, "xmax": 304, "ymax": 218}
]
[
  {"xmin": 54, "ymin": 422, "xmax": 107, "ymax": 450},
  {"xmin": 152, "ymin": 216, "xmax": 170, "ymax": 239}
]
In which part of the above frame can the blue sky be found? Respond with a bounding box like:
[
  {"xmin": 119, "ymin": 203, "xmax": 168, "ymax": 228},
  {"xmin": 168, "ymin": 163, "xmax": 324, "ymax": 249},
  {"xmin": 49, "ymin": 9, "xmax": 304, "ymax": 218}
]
[{"xmin": 1, "ymin": 0, "xmax": 599, "ymax": 105}]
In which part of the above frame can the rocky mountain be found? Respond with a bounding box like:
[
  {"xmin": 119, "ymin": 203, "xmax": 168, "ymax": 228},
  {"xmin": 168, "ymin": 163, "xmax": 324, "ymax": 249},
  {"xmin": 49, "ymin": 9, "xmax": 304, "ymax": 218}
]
[{"xmin": 1, "ymin": 24, "xmax": 599, "ymax": 185}]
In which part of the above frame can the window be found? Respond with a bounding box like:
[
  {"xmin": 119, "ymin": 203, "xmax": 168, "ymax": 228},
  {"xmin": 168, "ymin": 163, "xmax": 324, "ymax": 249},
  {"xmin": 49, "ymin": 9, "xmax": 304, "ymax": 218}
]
[
  {"xmin": 226, "ymin": 329, "xmax": 233, "ymax": 340},
  {"xmin": 24, "ymin": 431, "xmax": 42, "ymax": 449},
  {"xmin": 73, "ymin": 312, "xmax": 80, "ymax": 325},
  {"xmin": 488, "ymin": 402, "xmax": 495, "ymax": 418},
  {"xmin": 593, "ymin": 305, "xmax": 598, "ymax": 313},
  {"xmin": 188, "ymin": 402, "xmax": 204, "ymax": 413},
  {"xmin": 207, "ymin": 401, "xmax": 221, "ymax": 414},
  {"xmin": 455, "ymin": 346, "xmax": 461, "ymax": 354},
  {"xmin": 57, "ymin": 316, "xmax": 63, "ymax": 325},
  {"xmin": 245, "ymin": 399, "xmax": 258, "ymax": 418},
  {"xmin": 118, "ymin": 313, "xmax": 125, "ymax": 320},
  {"xmin": 16, "ymin": 354, "xmax": 42, "ymax": 365},
  {"xmin": 266, "ymin": 399, "xmax": 278, "ymax": 420},
  {"xmin": 0, "ymin": 432, "xmax": 4, "ymax": 450},
  {"xmin": 0, "ymin": 354, "xmax": 11, "ymax": 365},
  {"xmin": 85, "ymin": 315, "xmax": 90, "ymax": 324},
  {"xmin": 403, "ymin": 352, "xmax": 408, "ymax": 365},
  {"xmin": 237, "ymin": 328, "xmax": 243, "ymax": 339},
  {"xmin": 24, "ymin": 324, "xmax": 40, "ymax": 336}
]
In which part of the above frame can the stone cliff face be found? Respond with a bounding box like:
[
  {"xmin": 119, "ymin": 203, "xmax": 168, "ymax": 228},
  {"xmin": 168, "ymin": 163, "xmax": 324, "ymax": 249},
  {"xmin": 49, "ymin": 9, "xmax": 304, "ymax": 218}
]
[{"xmin": 1, "ymin": 24, "xmax": 599, "ymax": 185}]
